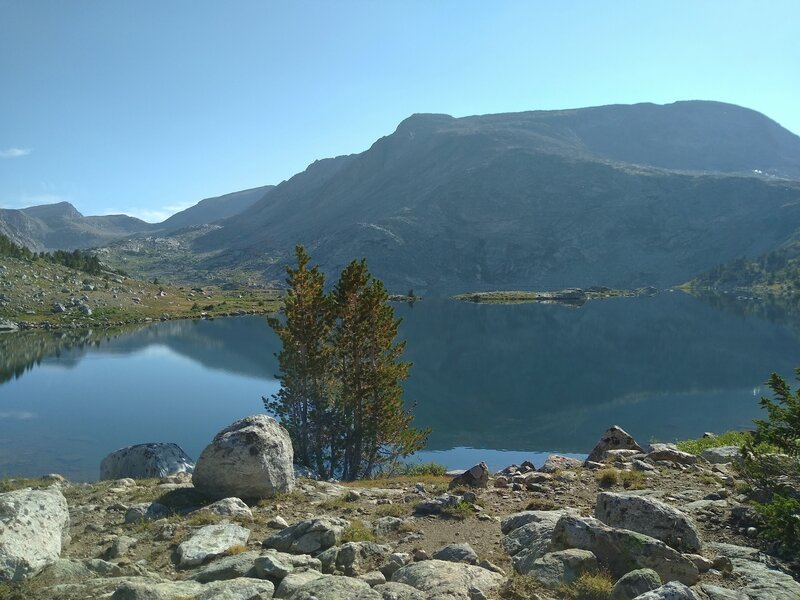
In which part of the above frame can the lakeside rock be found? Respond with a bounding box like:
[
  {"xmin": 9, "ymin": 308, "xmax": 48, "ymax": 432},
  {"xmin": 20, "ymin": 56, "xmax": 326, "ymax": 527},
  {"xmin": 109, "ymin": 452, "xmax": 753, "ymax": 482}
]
[
  {"xmin": 100, "ymin": 442, "xmax": 195, "ymax": 480},
  {"xmin": 0, "ymin": 487, "xmax": 70, "ymax": 582},
  {"xmin": 193, "ymin": 415, "xmax": 295, "ymax": 500},
  {"xmin": 3, "ymin": 423, "xmax": 799, "ymax": 599},
  {"xmin": 586, "ymin": 425, "xmax": 645, "ymax": 463}
]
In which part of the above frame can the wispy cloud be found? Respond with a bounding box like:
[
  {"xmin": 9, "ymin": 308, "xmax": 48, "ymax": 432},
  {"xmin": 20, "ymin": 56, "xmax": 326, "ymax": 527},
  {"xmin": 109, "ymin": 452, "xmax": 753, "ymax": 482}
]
[
  {"xmin": 102, "ymin": 203, "xmax": 193, "ymax": 223},
  {"xmin": 0, "ymin": 411, "xmax": 37, "ymax": 420},
  {"xmin": 0, "ymin": 147, "xmax": 32, "ymax": 158}
]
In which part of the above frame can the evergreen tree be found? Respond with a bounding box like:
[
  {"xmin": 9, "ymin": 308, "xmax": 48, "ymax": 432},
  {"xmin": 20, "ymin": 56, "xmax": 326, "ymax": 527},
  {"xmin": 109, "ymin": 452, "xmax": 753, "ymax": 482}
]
[
  {"xmin": 266, "ymin": 248, "xmax": 428, "ymax": 480},
  {"xmin": 331, "ymin": 259, "xmax": 428, "ymax": 480},
  {"xmin": 264, "ymin": 246, "xmax": 335, "ymax": 475}
]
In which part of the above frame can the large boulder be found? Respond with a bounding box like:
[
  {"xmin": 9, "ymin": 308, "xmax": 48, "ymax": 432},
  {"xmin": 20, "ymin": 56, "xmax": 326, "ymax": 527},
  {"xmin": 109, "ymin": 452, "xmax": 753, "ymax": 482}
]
[
  {"xmin": 540, "ymin": 454, "xmax": 583, "ymax": 473},
  {"xmin": 100, "ymin": 442, "xmax": 194, "ymax": 480},
  {"xmin": 432, "ymin": 542, "xmax": 478, "ymax": 565},
  {"xmin": 193, "ymin": 415, "xmax": 295, "ymax": 500},
  {"xmin": 523, "ymin": 549, "xmax": 598, "ymax": 587},
  {"xmin": 700, "ymin": 446, "xmax": 743, "ymax": 465},
  {"xmin": 263, "ymin": 516, "xmax": 349, "ymax": 555},
  {"xmin": 499, "ymin": 509, "xmax": 575, "ymax": 574},
  {"xmin": 177, "ymin": 523, "xmax": 251, "ymax": 567},
  {"xmin": 631, "ymin": 582, "xmax": 699, "ymax": 599},
  {"xmin": 253, "ymin": 549, "xmax": 323, "ymax": 579},
  {"xmin": 586, "ymin": 426, "xmax": 644, "ymax": 463},
  {"xmin": 448, "ymin": 462, "xmax": 489, "ymax": 489},
  {"xmin": 0, "ymin": 487, "xmax": 70, "ymax": 582},
  {"xmin": 391, "ymin": 560, "xmax": 504, "ymax": 599},
  {"xmin": 595, "ymin": 492, "xmax": 702, "ymax": 552},
  {"xmin": 611, "ymin": 568, "xmax": 662, "ymax": 600},
  {"xmin": 645, "ymin": 444, "xmax": 697, "ymax": 465},
  {"xmin": 288, "ymin": 574, "xmax": 381, "ymax": 599},
  {"xmin": 274, "ymin": 569, "xmax": 324, "ymax": 598},
  {"xmin": 551, "ymin": 515, "xmax": 699, "ymax": 585}
]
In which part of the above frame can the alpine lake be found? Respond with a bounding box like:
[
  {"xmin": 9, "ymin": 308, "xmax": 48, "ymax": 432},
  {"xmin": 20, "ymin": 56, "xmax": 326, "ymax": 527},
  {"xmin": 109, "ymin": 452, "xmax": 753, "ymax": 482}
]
[{"xmin": 2, "ymin": 291, "xmax": 799, "ymax": 481}]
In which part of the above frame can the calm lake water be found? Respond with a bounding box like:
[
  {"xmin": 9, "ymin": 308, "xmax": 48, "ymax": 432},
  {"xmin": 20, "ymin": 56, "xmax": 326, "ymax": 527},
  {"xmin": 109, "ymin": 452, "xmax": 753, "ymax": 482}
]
[{"xmin": 1, "ymin": 292, "xmax": 798, "ymax": 480}]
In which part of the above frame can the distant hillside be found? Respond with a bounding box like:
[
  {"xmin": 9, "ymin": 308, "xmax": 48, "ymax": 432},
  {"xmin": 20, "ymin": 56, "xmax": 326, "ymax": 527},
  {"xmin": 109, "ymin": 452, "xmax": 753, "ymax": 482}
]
[
  {"xmin": 154, "ymin": 185, "xmax": 273, "ymax": 233},
  {"xmin": 190, "ymin": 100, "xmax": 800, "ymax": 292},
  {"xmin": 0, "ymin": 186, "xmax": 272, "ymax": 252},
  {"xmin": 0, "ymin": 202, "xmax": 152, "ymax": 252}
]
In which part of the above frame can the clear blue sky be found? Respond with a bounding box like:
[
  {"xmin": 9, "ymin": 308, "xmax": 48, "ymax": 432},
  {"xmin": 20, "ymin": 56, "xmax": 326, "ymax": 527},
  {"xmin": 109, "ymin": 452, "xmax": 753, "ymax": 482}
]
[{"xmin": 1, "ymin": 0, "xmax": 798, "ymax": 222}]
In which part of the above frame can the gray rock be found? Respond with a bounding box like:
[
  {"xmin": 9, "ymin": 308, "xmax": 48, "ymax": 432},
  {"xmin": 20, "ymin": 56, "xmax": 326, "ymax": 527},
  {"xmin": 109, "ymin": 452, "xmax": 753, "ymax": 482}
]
[
  {"xmin": 645, "ymin": 444, "xmax": 697, "ymax": 465},
  {"xmin": 586, "ymin": 426, "xmax": 644, "ymax": 463},
  {"xmin": 391, "ymin": 559, "xmax": 504, "ymax": 599},
  {"xmin": 379, "ymin": 552, "xmax": 412, "ymax": 578},
  {"xmin": 372, "ymin": 582, "xmax": 426, "ymax": 599},
  {"xmin": 177, "ymin": 523, "xmax": 251, "ymax": 567},
  {"xmin": 373, "ymin": 516, "xmax": 406, "ymax": 537},
  {"xmin": 192, "ymin": 497, "xmax": 254, "ymax": 521},
  {"xmin": 413, "ymin": 493, "xmax": 460, "ymax": 515},
  {"xmin": 500, "ymin": 510, "xmax": 571, "ymax": 572},
  {"xmin": 193, "ymin": 415, "xmax": 295, "ymax": 500},
  {"xmin": 124, "ymin": 502, "xmax": 170, "ymax": 523},
  {"xmin": 611, "ymin": 568, "xmax": 661, "ymax": 600},
  {"xmin": 0, "ymin": 319, "xmax": 18, "ymax": 332},
  {"xmin": 0, "ymin": 487, "xmax": 70, "ymax": 581},
  {"xmin": 700, "ymin": 446, "xmax": 743, "ymax": 465},
  {"xmin": 540, "ymin": 455, "xmax": 583, "ymax": 472},
  {"xmin": 448, "ymin": 462, "xmax": 489, "ymax": 488},
  {"xmin": 683, "ymin": 554, "xmax": 713, "ymax": 572},
  {"xmin": 358, "ymin": 571, "xmax": 387, "ymax": 586},
  {"xmin": 268, "ymin": 516, "xmax": 289, "ymax": 529},
  {"xmin": 551, "ymin": 515, "xmax": 699, "ymax": 585},
  {"xmin": 524, "ymin": 549, "xmax": 598, "ymax": 587},
  {"xmin": 630, "ymin": 582, "xmax": 699, "ymax": 599},
  {"xmin": 288, "ymin": 574, "xmax": 381, "ymax": 599},
  {"xmin": 595, "ymin": 492, "xmax": 702, "ymax": 552},
  {"xmin": 189, "ymin": 551, "xmax": 262, "ymax": 582},
  {"xmin": 263, "ymin": 516, "xmax": 349, "ymax": 555},
  {"xmin": 432, "ymin": 542, "xmax": 478, "ymax": 565},
  {"xmin": 274, "ymin": 569, "xmax": 324, "ymax": 598},
  {"xmin": 334, "ymin": 541, "xmax": 393, "ymax": 576},
  {"xmin": 697, "ymin": 584, "xmax": 743, "ymax": 599},
  {"xmin": 107, "ymin": 535, "xmax": 138, "ymax": 559},
  {"xmin": 730, "ymin": 557, "xmax": 800, "ymax": 600},
  {"xmin": 199, "ymin": 578, "xmax": 276, "ymax": 600},
  {"xmin": 254, "ymin": 549, "xmax": 322, "ymax": 579},
  {"xmin": 111, "ymin": 580, "xmax": 204, "ymax": 600}
]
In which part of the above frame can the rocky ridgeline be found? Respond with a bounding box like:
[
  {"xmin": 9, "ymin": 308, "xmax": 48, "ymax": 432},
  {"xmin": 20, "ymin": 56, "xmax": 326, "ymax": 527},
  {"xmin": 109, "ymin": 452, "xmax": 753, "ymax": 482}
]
[{"xmin": 1, "ymin": 421, "xmax": 798, "ymax": 600}]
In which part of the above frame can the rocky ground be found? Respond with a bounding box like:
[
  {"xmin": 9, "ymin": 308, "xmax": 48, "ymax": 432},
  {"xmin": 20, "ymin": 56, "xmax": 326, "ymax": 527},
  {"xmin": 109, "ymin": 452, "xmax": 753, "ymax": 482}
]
[
  {"xmin": 2, "ymin": 422, "xmax": 799, "ymax": 600},
  {"xmin": 0, "ymin": 256, "xmax": 281, "ymax": 331}
]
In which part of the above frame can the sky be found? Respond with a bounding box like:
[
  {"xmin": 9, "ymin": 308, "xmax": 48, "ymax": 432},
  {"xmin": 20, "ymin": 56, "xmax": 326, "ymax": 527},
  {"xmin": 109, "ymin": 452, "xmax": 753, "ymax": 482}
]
[{"xmin": 1, "ymin": 1, "xmax": 799, "ymax": 222}]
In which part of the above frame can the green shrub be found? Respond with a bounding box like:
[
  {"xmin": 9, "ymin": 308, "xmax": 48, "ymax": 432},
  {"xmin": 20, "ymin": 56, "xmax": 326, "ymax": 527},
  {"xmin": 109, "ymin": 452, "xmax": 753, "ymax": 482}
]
[
  {"xmin": 595, "ymin": 468, "xmax": 619, "ymax": 487},
  {"xmin": 442, "ymin": 500, "xmax": 475, "ymax": 520},
  {"xmin": 620, "ymin": 470, "xmax": 646, "ymax": 490},
  {"xmin": 675, "ymin": 430, "xmax": 752, "ymax": 455},
  {"xmin": 754, "ymin": 494, "xmax": 800, "ymax": 555},
  {"xmin": 342, "ymin": 519, "xmax": 376, "ymax": 542},
  {"xmin": 561, "ymin": 571, "xmax": 614, "ymax": 600}
]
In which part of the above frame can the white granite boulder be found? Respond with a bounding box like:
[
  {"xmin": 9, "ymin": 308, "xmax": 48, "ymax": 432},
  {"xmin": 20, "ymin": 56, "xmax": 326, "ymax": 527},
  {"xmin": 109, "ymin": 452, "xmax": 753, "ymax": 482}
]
[
  {"xmin": 0, "ymin": 487, "xmax": 70, "ymax": 582},
  {"xmin": 391, "ymin": 560, "xmax": 504, "ymax": 599},
  {"xmin": 193, "ymin": 415, "xmax": 295, "ymax": 500},
  {"xmin": 595, "ymin": 492, "xmax": 702, "ymax": 552},
  {"xmin": 100, "ymin": 442, "xmax": 194, "ymax": 480},
  {"xmin": 177, "ymin": 523, "xmax": 251, "ymax": 567}
]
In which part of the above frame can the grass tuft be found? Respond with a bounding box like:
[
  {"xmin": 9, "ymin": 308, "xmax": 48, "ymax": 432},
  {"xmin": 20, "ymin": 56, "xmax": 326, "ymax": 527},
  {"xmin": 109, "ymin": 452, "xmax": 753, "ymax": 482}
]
[
  {"xmin": 442, "ymin": 500, "xmax": 476, "ymax": 520},
  {"xmin": 560, "ymin": 571, "xmax": 614, "ymax": 600},
  {"xmin": 595, "ymin": 468, "xmax": 619, "ymax": 487},
  {"xmin": 342, "ymin": 519, "xmax": 377, "ymax": 542},
  {"xmin": 620, "ymin": 470, "xmax": 646, "ymax": 490}
]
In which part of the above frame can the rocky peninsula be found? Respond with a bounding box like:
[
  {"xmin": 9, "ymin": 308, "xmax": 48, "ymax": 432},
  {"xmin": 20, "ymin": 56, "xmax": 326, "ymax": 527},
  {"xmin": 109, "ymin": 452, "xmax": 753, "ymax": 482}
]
[
  {"xmin": 1, "ymin": 418, "xmax": 798, "ymax": 600},
  {"xmin": 453, "ymin": 287, "xmax": 659, "ymax": 306}
]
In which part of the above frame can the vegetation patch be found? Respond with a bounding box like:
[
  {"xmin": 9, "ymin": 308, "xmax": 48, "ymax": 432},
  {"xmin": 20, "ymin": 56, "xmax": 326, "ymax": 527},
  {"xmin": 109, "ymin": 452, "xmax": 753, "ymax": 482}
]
[
  {"xmin": 675, "ymin": 430, "xmax": 752, "ymax": 455},
  {"xmin": 559, "ymin": 571, "xmax": 614, "ymax": 600},
  {"xmin": 442, "ymin": 500, "xmax": 476, "ymax": 520},
  {"xmin": 595, "ymin": 468, "xmax": 619, "ymax": 487},
  {"xmin": 341, "ymin": 519, "xmax": 377, "ymax": 542}
]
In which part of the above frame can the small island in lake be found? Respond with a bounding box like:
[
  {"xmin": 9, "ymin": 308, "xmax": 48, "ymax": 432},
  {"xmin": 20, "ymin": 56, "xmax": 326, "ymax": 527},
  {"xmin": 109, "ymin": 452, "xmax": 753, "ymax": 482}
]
[{"xmin": 453, "ymin": 286, "xmax": 659, "ymax": 306}]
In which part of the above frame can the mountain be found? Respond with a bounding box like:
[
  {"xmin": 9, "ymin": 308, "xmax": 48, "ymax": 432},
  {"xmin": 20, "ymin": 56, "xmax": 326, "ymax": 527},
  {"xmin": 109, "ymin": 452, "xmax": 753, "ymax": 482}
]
[
  {"xmin": 0, "ymin": 186, "xmax": 273, "ymax": 253},
  {"xmin": 190, "ymin": 100, "xmax": 800, "ymax": 292},
  {"xmin": 0, "ymin": 202, "xmax": 152, "ymax": 252},
  {"xmin": 155, "ymin": 185, "xmax": 273, "ymax": 234}
]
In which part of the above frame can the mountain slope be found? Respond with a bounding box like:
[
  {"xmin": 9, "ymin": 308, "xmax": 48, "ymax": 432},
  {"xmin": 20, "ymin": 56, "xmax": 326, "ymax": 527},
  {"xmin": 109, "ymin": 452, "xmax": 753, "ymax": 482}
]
[
  {"xmin": 155, "ymin": 185, "xmax": 274, "ymax": 233},
  {"xmin": 193, "ymin": 101, "xmax": 800, "ymax": 292},
  {"xmin": 0, "ymin": 202, "xmax": 152, "ymax": 252}
]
